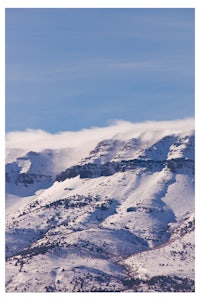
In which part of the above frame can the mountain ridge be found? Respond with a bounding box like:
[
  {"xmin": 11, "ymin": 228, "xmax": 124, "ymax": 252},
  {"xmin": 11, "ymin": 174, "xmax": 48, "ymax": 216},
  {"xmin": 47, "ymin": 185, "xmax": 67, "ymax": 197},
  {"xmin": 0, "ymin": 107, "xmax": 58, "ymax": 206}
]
[{"xmin": 5, "ymin": 128, "xmax": 195, "ymax": 292}]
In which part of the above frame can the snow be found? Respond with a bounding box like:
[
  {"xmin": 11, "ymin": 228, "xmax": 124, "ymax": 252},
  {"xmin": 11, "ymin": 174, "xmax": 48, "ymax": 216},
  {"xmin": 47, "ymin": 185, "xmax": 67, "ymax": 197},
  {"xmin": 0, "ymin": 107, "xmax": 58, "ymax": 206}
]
[
  {"xmin": 162, "ymin": 174, "xmax": 194, "ymax": 219},
  {"xmin": 122, "ymin": 217, "xmax": 195, "ymax": 280},
  {"xmin": 5, "ymin": 125, "xmax": 195, "ymax": 292}
]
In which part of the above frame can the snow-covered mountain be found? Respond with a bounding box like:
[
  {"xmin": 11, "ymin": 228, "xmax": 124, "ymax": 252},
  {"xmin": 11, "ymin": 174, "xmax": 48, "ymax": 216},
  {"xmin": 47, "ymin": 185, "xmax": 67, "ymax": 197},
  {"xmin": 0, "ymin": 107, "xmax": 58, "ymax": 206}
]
[{"xmin": 5, "ymin": 123, "xmax": 195, "ymax": 292}]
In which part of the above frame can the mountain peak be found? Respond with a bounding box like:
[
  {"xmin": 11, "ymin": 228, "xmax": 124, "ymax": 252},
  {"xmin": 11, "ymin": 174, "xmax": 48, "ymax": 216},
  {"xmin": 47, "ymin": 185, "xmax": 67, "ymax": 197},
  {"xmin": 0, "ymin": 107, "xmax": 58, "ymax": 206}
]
[{"xmin": 5, "ymin": 127, "xmax": 195, "ymax": 292}]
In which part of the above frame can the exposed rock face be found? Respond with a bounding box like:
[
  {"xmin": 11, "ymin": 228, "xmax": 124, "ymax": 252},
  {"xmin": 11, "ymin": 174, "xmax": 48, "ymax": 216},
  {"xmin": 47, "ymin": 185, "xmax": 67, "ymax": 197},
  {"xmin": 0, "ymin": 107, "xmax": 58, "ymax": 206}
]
[
  {"xmin": 56, "ymin": 158, "xmax": 194, "ymax": 181},
  {"xmin": 5, "ymin": 130, "xmax": 195, "ymax": 292}
]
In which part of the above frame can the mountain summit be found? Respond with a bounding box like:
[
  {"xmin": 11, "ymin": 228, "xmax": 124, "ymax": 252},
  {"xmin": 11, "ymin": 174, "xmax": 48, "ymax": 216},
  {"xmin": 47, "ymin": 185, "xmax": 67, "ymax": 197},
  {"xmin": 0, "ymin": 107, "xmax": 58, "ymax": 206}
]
[{"xmin": 5, "ymin": 126, "xmax": 195, "ymax": 292}]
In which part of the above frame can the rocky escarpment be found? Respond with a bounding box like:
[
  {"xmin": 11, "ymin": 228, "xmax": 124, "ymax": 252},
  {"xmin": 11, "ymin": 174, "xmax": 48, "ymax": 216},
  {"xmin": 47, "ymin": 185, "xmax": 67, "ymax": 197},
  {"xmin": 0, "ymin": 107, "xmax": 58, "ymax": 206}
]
[
  {"xmin": 5, "ymin": 129, "xmax": 195, "ymax": 292},
  {"xmin": 5, "ymin": 151, "xmax": 54, "ymax": 196},
  {"xmin": 56, "ymin": 132, "xmax": 194, "ymax": 181},
  {"xmin": 56, "ymin": 158, "xmax": 194, "ymax": 181}
]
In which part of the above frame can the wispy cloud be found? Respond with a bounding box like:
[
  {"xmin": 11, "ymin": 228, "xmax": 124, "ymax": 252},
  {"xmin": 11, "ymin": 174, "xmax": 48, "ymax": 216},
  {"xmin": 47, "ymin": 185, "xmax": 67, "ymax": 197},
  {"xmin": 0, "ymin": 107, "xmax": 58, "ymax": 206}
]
[
  {"xmin": 6, "ymin": 59, "xmax": 145, "ymax": 83},
  {"xmin": 6, "ymin": 54, "xmax": 193, "ymax": 85},
  {"xmin": 107, "ymin": 61, "xmax": 154, "ymax": 71},
  {"xmin": 6, "ymin": 118, "xmax": 194, "ymax": 155}
]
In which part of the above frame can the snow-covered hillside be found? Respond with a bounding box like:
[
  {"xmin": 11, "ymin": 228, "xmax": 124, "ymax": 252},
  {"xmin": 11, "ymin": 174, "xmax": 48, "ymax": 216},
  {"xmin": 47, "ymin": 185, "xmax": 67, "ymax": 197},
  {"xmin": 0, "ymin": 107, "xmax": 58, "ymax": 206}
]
[{"xmin": 5, "ymin": 122, "xmax": 195, "ymax": 292}]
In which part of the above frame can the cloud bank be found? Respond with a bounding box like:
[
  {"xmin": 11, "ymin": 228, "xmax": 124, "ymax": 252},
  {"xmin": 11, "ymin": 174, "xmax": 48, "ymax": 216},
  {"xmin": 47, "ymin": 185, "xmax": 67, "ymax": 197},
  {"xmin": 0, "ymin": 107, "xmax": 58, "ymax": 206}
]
[{"xmin": 6, "ymin": 118, "xmax": 194, "ymax": 152}]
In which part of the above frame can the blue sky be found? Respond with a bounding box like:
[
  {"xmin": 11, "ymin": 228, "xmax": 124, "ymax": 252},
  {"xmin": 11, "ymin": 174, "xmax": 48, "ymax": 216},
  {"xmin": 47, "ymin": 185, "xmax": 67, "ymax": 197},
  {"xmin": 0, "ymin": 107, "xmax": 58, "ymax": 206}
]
[{"xmin": 6, "ymin": 8, "xmax": 194, "ymax": 133}]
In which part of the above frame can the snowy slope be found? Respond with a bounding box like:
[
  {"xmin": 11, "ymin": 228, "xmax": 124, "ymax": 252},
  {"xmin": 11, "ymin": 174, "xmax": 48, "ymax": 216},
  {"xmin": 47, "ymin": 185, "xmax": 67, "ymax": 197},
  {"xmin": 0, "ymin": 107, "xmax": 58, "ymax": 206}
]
[
  {"xmin": 5, "ymin": 126, "xmax": 195, "ymax": 292},
  {"xmin": 5, "ymin": 147, "xmax": 86, "ymax": 197}
]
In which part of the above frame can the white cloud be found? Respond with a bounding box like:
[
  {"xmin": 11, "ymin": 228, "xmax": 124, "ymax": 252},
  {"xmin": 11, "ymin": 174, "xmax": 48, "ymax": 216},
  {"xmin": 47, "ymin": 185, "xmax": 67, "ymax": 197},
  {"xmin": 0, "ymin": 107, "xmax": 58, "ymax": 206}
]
[{"xmin": 6, "ymin": 118, "xmax": 194, "ymax": 154}]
